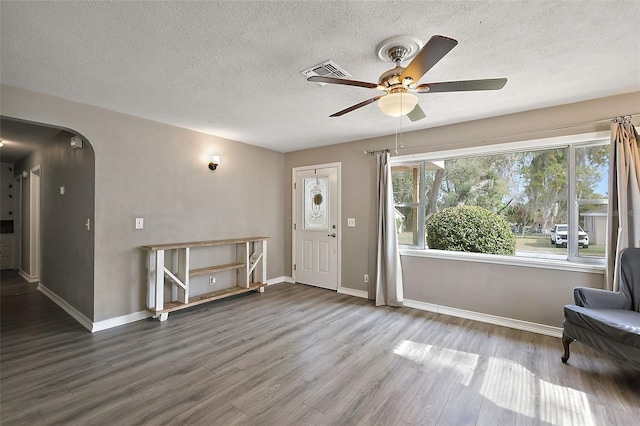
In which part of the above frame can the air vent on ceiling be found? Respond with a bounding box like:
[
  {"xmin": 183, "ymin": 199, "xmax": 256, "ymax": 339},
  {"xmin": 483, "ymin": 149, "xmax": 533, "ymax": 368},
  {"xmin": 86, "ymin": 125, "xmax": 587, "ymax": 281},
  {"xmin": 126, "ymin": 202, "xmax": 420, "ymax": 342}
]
[{"xmin": 301, "ymin": 60, "xmax": 351, "ymax": 86}]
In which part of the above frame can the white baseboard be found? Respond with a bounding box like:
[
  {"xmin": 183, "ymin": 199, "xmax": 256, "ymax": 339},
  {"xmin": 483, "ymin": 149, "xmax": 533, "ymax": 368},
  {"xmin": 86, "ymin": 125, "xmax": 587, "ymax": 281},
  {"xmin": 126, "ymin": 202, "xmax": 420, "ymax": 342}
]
[
  {"xmin": 38, "ymin": 282, "xmax": 152, "ymax": 332},
  {"xmin": 37, "ymin": 283, "xmax": 93, "ymax": 332},
  {"xmin": 338, "ymin": 287, "xmax": 369, "ymax": 299},
  {"xmin": 92, "ymin": 310, "xmax": 152, "ymax": 332},
  {"xmin": 266, "ymin": 276, "xmax": 294, "ymax": 285},
  {"xmin": 403, "ymin": 299, "xmax": 562, "ymax": 338},
  {"xmin": 19, "ymin": 269, "xmax": 39, "ymax": 283}
]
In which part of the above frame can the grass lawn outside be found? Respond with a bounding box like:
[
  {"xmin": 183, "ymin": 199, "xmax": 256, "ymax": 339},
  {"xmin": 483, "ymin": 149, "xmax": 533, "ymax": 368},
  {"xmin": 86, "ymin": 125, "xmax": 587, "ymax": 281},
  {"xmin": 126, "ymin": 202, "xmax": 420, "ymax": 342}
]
[
  {"xmin": 514, "ymin": 233, "xmax": 605, "ymax": 258},
  {"xmin": 399, "ymin": 232, "xmax": 606, "ymax": 260}
]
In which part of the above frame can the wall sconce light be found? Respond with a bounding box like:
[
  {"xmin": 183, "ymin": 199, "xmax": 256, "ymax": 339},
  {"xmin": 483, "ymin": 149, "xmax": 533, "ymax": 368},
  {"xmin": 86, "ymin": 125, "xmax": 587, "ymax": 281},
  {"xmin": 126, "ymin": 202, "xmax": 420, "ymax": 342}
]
[{"xmin": 208, "ymin": 155, "xmax": 221, "ymax": 171}]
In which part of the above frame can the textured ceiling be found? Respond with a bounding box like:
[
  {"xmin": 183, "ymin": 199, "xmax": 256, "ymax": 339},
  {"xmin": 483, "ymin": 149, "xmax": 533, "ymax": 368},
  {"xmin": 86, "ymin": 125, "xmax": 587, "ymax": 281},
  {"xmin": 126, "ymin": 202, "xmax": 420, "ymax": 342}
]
[{"xmin": 1, "ymin": 1, "xmax": 639, "ymax": 153}]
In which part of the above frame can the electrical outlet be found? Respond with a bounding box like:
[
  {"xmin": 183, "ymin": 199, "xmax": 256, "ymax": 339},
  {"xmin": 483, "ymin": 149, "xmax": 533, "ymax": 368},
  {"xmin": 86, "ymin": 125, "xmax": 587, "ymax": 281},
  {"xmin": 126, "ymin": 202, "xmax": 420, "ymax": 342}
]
[
  {"xmin": 135, "ymin": 218, "xmax": 144, "ymax": 230},
  {"xmin": 347, "ymin": 218, "xmax": 356, "ymax": 227},
  {"xmin": 209, "ymin": 276, "xmax": 216, "ymax": 285},
  {"xmin": 364, "ymin": 274, "xmax": 369, "ymax": 283}
]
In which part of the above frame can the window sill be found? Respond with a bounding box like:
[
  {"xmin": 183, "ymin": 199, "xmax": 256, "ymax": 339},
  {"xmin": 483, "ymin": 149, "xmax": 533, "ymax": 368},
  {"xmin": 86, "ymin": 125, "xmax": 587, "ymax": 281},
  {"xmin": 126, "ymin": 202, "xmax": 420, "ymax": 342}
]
[{"xmin": 399, "ymin": 248, "xmax": 606, "ymax": 274}]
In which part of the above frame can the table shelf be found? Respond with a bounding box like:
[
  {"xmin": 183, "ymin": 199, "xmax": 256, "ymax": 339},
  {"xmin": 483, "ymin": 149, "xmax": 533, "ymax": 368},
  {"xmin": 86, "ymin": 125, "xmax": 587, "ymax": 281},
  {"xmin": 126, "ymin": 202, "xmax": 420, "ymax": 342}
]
[
  {"xmin": 150, "ymin": 283, "xmax": 266, "ymax": 314},
  {"xmin": 190, "ymin": 262, "xmax": 245, "ymax": 276},
  {"xmin": 143, "ymin": 237, "xmax": 268, "ymax": 321}
]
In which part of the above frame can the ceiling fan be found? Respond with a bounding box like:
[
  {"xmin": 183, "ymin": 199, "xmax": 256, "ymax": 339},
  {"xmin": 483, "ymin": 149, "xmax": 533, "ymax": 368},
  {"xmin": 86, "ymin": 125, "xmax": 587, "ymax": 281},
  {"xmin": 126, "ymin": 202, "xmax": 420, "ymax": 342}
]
[{"xmin": 307, "ymin": 35, "xmax": 507, "ymax": 122}]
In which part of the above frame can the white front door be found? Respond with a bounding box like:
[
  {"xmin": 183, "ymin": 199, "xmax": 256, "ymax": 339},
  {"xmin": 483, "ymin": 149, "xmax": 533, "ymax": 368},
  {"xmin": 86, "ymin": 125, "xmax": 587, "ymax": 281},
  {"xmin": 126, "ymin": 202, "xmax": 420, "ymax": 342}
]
[{"xmin": 294, "ymin": 165, "xmax": 339, "ymax": 290}]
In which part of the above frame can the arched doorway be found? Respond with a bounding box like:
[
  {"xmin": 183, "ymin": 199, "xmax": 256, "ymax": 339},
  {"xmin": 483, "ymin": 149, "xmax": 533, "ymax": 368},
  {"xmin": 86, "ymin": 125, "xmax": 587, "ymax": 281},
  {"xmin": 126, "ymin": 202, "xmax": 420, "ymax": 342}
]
[{"xmin": 0, "ymin": 116, "xmax": 95, "ymax": 322}]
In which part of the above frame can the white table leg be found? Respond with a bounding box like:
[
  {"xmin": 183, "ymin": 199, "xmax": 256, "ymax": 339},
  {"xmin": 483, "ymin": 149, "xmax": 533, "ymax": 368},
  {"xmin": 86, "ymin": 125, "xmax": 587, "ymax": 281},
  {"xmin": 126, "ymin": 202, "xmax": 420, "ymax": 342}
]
[{"xmin": 154, "ymin": 249, "xmax": 165, "ymax": 313}]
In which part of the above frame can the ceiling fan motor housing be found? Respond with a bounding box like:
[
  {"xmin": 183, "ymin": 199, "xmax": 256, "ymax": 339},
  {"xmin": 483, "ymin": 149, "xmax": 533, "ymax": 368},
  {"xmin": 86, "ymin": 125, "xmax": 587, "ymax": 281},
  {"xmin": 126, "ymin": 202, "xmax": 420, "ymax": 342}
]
[{"xmin": 378, "ymin": 66, "xmax": 405, "ymax": 87}]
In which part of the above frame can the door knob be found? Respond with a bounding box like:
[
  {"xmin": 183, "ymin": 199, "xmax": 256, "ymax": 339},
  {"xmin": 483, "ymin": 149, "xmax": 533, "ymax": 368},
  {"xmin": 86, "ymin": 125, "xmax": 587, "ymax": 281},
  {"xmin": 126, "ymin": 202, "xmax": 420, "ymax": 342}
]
[{"xmin": 327, "ymin": 233, "xmax": 336, "ymax": 238}]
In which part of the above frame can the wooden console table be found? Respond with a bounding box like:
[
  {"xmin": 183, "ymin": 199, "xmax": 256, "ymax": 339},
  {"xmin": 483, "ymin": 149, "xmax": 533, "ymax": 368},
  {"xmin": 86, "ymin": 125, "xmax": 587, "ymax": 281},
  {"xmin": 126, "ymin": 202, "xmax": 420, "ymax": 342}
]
[{"xmin": 142, "ymin": 237, "xmax": 268, "ymax": 321}]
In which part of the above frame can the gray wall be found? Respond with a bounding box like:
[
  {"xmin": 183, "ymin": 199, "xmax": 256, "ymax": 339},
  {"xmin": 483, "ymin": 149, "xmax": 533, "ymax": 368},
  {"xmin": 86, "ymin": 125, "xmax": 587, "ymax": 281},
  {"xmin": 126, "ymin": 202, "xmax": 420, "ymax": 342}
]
[
  {"xmin": 285, "ymin": 91, "xmax": 640, "ymax": 327},
  {"xmin": 401, "ymin": 256, "xmax": 602, "ymax": 326},
  {"xmin": 16, "ymin": 130, "xmax": 95, "ymax": 318},
  {"xmin": 1, "ymin": 84, "xmax": 285, "ymax": 322}
]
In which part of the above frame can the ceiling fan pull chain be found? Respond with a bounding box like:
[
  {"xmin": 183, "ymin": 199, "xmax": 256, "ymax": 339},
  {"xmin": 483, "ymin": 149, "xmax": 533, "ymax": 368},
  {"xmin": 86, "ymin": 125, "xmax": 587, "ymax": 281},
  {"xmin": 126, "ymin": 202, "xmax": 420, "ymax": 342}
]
[
  {"xmin": 400, "ymin": 115, "xmax": 403, "ymax": 151},
  {"xmin": 395, "ymin": 118, "xmax": 399, "ymax": 154}
]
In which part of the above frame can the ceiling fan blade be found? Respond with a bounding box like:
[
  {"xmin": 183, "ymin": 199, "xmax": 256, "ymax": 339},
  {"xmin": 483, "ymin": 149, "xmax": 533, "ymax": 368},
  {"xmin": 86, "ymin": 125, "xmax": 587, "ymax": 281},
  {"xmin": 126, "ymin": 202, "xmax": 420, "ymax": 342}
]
[
  {"xmin": 400, "ymin": 35, "xmax": 458, "ymax": 83},
  {"xmin": 307, "ymin": 76, "xmax": 380, "ymax": 89},
  {"xmin": 415, "ymin": 78, "xmax": 507, "ymax": 93},
  {"xmin": 407, "ymin": 104, "xmax": 426, "ymax": 122},
  {"xmin": 329, "ymin": 96, "xmax": 383, "ymax": 117}
]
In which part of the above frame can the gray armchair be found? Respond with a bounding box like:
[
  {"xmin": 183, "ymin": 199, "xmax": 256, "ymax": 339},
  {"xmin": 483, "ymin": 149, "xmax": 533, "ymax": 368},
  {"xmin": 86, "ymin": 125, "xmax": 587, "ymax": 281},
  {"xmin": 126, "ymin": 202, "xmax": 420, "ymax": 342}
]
[{"xmin": 562, "ymin": 247, "xmax": 640, "ymax": 368}]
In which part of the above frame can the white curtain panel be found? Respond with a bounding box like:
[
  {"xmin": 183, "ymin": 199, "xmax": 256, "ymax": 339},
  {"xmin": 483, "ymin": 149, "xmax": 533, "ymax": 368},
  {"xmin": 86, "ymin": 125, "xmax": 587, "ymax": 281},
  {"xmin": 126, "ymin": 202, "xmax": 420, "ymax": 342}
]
[
  {"xmin": 375, "ymin": 152, "xmax": 404, "ymax": 307},
  {"xmin": 606, "ymin": 121, "xmax": 640, "ymax": 291}
]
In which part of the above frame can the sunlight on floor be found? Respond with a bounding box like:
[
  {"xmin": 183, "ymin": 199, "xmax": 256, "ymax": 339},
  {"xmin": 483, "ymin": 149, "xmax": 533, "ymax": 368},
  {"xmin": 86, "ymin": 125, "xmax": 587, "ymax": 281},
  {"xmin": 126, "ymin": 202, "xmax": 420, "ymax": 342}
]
[
  {"xmin": 393, "ymin": 340, "xmax": 479, "ymax": 386},
  {"xmin": 393, "ymin": 340, "xmax": 594, "ymax": 426},
  {"xmin": 481, "ymin": 357, "xmax": 536, "ymax": 418},
  {"xmin": 538, "ymin": 377, "xmax": 595, "ymax": 426},
  {"xmin": 483, "ymin": 357, "xmax": 594, "ymax": 426}
]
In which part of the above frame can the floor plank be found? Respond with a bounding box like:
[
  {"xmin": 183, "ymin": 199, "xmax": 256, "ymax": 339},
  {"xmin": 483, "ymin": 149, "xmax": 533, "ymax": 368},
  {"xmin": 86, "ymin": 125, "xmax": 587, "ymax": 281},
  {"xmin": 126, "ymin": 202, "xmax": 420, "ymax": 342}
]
[{"xmin": 1, "ymin": 269, "xmax": 639, "ymax": 425}]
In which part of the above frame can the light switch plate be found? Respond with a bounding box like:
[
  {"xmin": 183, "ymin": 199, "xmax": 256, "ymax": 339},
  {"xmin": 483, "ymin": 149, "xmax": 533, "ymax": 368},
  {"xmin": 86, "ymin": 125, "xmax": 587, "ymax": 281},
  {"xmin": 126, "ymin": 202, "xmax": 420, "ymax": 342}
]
[
  {"xmin": 135, "ymin": 218, "xmax": 144, "ymax": 230},
  {"xmin": 347, "ymin": 218, "xmax": 356, "ymax": 227}
]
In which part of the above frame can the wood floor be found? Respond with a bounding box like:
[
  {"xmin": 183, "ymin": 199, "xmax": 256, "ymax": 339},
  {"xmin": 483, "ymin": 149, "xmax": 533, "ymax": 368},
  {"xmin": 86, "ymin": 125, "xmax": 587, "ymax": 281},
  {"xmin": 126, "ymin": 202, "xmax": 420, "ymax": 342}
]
[{"xmin": 1, "ymin": 270, "xmax": 639, "ymax": 425}]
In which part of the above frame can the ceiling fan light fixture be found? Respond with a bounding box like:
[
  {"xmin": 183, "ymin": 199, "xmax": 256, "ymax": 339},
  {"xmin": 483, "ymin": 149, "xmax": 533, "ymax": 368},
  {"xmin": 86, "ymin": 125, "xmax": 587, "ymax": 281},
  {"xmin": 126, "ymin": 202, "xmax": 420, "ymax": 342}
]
[{"xmin": 378, "ymin": 92, "xmax": 418, "ymax": 117}]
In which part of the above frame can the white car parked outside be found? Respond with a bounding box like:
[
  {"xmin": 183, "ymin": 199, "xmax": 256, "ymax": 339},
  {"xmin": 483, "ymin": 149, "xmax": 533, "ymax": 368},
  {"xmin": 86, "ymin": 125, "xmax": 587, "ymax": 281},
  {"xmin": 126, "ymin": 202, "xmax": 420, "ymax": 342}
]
[{"xmin": 550, "ymin": 224, "xmax": 589, "ymax": 248}]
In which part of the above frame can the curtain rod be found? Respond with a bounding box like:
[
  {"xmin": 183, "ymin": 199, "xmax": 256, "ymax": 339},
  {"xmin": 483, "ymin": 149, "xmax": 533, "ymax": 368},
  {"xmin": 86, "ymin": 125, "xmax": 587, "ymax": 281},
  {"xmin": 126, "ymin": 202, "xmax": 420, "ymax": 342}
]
[
  {"xmin": 393, "ymin": 112, "xmax": 640, "ymax": 154},
  {"xmin": 363, "ymin": 148, "xmax": 390, "ymax": 156},
  {"xmin": 612, "ymin": 115, "xmax": 634, "ymax": 123}
]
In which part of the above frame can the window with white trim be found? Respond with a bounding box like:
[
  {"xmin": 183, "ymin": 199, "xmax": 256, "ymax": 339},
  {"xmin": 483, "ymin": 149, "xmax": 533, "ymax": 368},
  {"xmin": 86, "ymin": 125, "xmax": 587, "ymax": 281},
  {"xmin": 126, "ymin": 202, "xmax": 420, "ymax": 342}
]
[{"xmin": 391, "ymin": 135, "xmax": 609, "ymax": 264}]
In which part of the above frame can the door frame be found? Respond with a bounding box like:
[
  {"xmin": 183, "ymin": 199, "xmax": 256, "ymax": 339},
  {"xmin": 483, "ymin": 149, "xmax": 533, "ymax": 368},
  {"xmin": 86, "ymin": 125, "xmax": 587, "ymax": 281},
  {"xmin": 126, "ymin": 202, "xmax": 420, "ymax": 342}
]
[
  {"xmin": 29, "ymin": 165, "xmax": 41, "ymax": 281},
  {"xmin": 14, "ymin": 175, "xmax": 21, "ymax": 271},
  {"xmin": 292, "ymin": 162, "xmax": 342, "ymax": 292}
]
